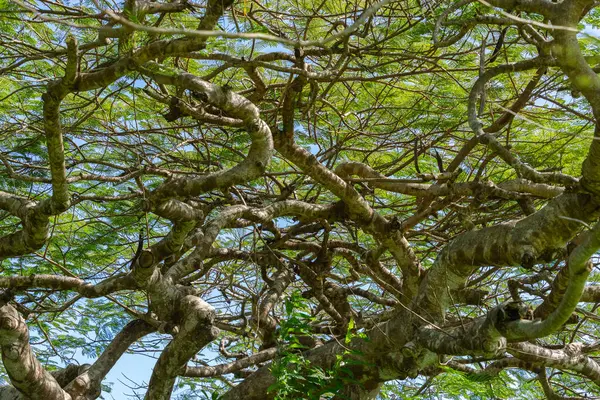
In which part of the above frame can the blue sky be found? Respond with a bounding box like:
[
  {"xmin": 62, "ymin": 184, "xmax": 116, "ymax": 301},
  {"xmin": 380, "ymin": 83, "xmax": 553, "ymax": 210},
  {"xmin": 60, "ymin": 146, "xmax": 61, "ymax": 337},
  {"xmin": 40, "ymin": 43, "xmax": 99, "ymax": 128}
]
[{"xmin": 104, "ymin": 352, "xmax": 156, "ymax": 399}]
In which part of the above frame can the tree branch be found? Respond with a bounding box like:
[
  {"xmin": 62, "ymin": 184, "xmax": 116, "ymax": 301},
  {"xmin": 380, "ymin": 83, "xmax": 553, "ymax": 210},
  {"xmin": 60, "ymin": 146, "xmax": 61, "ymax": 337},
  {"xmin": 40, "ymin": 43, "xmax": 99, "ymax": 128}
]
[{"xmin": 0, "ymin": 303, "xmax": 70, "ymax": 399}]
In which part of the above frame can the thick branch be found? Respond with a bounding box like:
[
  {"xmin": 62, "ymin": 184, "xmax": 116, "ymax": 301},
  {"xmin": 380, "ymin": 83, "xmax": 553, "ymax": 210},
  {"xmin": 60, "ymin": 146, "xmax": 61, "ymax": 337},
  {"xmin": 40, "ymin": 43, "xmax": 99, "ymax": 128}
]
[
  {"xmin": 503, "ymin": 221, "xmax": 600, "ymax": 340},
  {"xmin": 145, "ymin": 296, "xmax": 217, "ymax": 399},
  {"xmin": 0, "ymin": 304, "xmax": 70, "ymax": 399},
  {"xmin": 509, "ymin": 342, "xmax": 600, "ymax": 386},
  {"xmin": 415, "ymin": 193, "xmax": 597, "ymax": 320},
  {"xmin": 65, "ymin": 320, "xmax": 155, "ymax": 399},
  {"xmin": 0, "ymin": 274, "xmax": 135, "ymax": 298},
  {"xmin": 183, "ymin": 347, "xmax": 277, "ymax": 377},
  {"xmin": 139, "ymin": 65, "xmax": 273, "ymax": 211}
]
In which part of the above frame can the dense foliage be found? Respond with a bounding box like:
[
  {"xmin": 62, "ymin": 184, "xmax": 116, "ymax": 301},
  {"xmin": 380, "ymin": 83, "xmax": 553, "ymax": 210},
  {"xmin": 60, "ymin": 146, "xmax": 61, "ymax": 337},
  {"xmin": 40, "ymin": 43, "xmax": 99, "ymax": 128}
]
[{"xmin": 2, "ymin": 0, "xmax": 600, "ymax": 398}]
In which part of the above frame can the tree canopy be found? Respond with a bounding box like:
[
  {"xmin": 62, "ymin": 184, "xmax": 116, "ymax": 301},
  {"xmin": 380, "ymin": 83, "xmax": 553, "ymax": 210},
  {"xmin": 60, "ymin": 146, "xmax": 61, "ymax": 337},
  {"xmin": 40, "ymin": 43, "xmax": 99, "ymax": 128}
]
[{"xmin": 2, "ymin": 0, "xmax": 600, "ymax": 398}]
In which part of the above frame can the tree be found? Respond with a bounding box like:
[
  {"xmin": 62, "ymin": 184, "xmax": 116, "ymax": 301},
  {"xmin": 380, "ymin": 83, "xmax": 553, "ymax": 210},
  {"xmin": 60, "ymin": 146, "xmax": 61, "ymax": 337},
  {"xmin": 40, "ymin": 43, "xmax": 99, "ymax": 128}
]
[{"xmin": 1, "ymin": 0, "xmax": 600, "ymax": 398}]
